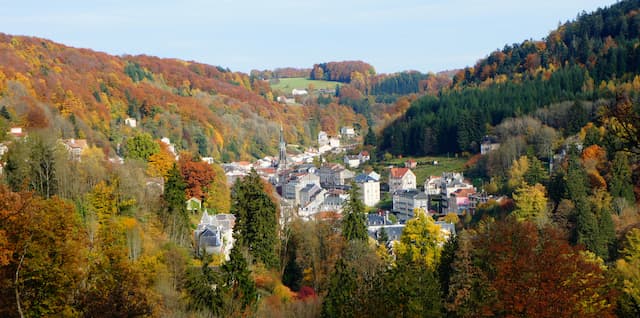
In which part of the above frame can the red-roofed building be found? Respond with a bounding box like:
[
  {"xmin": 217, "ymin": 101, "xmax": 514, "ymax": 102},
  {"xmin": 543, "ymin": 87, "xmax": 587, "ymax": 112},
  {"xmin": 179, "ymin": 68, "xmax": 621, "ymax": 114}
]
[
  {"xmin": 389, "ymin": 167, "xmax": 416, "ymax": 193},
  {"xmin": 358, "ymin": 151, "xmax": 370, "ymax": 163},
  {"xmin": 445, "ymin": 188, "xmax": 477, "ymax": 214}
]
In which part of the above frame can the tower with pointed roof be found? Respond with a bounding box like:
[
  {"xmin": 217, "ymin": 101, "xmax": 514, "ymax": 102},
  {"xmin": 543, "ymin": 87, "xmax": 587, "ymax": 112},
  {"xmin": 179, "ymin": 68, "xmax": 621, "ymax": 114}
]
[{"xmin": 277, "ymin": 125, "xmax": 288, "ymax": 186}]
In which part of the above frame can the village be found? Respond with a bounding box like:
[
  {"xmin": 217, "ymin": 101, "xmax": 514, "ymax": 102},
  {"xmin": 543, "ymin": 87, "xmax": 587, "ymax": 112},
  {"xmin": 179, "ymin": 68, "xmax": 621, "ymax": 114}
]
[
  {"xmin": 194, "ymin": 124, "xmax": 504, "ymax": 260},
  {"xmin": 0, "ymin": 122, "xmax": 501, "ymax": 261}
]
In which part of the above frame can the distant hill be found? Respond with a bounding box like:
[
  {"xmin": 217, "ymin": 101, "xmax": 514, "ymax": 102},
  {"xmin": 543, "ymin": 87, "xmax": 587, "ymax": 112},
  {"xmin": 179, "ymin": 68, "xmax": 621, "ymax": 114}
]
[
  {"xmin": 0, "ymin": 34, "xmax": 365, "ymax": 160},
  {"xmin": 380, "ymin": 0, "xmax": 640, "ymax": 156}
]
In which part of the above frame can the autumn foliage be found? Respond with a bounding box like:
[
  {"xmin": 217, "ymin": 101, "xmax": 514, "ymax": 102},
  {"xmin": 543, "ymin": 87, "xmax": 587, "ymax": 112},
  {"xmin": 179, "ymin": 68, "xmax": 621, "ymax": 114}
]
[
  {"xmin": 453, "ymin": 220, "xmax": 618, "ymax": 318},
  {"xmin": 0, "ymin": 33, "xmax": 364, "ymax": 161}
]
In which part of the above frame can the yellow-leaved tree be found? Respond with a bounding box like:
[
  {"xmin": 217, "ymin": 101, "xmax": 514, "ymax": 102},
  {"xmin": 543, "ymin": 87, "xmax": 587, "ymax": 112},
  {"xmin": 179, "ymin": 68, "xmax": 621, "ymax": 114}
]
[
  {"xmin": 205, "ymin": 163, "xmax": 231, "ymax": 214},
  {"xmin": 512, "ymin": 183, "xmax": 548, "ymax": 224},
  {"xmin": 507, "ymin": 155, "xmax": 529, "ymax": 191},
  {"xmin": 146, "ymin": 141, "xmax": 175, "ymax": 179},
  {"xmin": 395, "ymin": 208, "xmax": 445, "ymax": 269}
]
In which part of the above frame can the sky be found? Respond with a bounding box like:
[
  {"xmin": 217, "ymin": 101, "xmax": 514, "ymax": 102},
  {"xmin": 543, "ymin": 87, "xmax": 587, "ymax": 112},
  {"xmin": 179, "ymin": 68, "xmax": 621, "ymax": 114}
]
[{"xmin": 0, "ymin": 0, "xmax": 619, "ymax": 74}]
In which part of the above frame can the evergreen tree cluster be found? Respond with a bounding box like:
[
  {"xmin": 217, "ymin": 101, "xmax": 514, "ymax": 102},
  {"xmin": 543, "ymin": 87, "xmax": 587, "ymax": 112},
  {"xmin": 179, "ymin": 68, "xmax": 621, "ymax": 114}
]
[{"xmin": 381, "ymin": 66, "xmax": 589, "ymax": 155}]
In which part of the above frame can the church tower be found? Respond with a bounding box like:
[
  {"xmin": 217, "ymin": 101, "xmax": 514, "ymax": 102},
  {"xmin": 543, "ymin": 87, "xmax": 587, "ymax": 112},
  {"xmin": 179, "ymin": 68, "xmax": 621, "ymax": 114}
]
[{"xmin": 277, "ymin": 125, "xmax": 288, "ymax": 186}]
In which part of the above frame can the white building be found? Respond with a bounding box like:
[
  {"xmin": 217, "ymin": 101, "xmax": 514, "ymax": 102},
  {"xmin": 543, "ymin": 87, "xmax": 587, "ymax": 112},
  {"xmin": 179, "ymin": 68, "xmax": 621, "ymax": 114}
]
[
  {"xmin": 292, "ymin": 89, "xmax": 308, "ymax": 96},
  {"xmin": 124, "ymin": 117, "xmax": 137, "ymax": 128},
  {"xmin": 160, "ymin": 137, "xmax": 177, "ymax": 156},
  {"xmin": 389, "ymin": 167, "xmax": 417, "ymax": 193},
  {"xmin": 329, "ymin": 137, "xmax": 340, "ymax": 148},
  {"xmin": 344, "ymin": 155, "xmax": 361, "ymax": 168},
  {"xmin": 318, "ymin": 131, "xmax": 329, "ymax": 146},
  {"xmin": 340, "ymin": 126, "xmax": 356, "ymax": 138},
  {"xmin": 355, "ymin": 173, "xmax": 380, "ymax": 207}
]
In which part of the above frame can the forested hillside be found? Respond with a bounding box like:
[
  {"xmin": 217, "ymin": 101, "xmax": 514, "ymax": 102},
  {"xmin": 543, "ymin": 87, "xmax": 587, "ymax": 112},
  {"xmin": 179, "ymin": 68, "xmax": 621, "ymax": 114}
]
[
  {"xmin": 2, "ymin": 1, "xmax": 640, "ymax": 317},
  {"xmin": 380, "ymin": 0, "xmax": 640, "ymax": 156},
  {"xmin": 0, "ymin": 33, "xmax": 364, "ymax": 161}
]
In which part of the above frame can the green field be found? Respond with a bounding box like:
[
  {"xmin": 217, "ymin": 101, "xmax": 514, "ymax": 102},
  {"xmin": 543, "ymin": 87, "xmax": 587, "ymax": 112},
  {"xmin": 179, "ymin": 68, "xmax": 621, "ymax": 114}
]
[
  {"xmin": 270, "ymin": 77, "xmax": 340, "ymax": 92},
  {"xmin": 378, "ymin": 156, "xmax": 468, "ymax": 186}
]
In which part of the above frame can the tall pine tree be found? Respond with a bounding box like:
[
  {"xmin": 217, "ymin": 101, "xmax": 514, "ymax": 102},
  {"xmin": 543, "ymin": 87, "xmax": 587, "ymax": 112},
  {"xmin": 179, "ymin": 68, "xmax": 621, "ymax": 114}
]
[
  {"xmin": 609, "ymin": 151, "xmax": 635, "ymax": 204},
  {"xmin": 341, "ymin": 182, "xmax": 368, "ymax": 241},
  {"xmin": 162, "ymin": 164, "xmax": 189, "ymax": 244},
  {"xmin": 231, "ymin": 169, "xmax": 278, "ymax": 268},
  {"xmin": 321, "ymin": 258, "xmax": 358, "ymax": 318}
]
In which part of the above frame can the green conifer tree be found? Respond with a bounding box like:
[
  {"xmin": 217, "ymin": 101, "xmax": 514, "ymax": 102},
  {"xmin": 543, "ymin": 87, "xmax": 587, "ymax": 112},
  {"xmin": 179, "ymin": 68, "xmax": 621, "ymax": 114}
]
[
  {"xmin": 222, "ymin": 245, "xmax": 257, "ymax": 313},
  {"xmin": 321, "ymin": 258, "xmax": 358, "ymax": 318},
  {"xmin": 230, "ymin": 169, "xmax": 278, "ymax": 268},
  {"xmin": 609, "ymin": 151, "xmax": 635, "ymax": 204},
  {"xmin": 163, "ymin": 164, "xmax": 189, "ymax": 244},
  {"xmin": 341, "ymin": 182, "xmax": 368, "ymax": 241}
]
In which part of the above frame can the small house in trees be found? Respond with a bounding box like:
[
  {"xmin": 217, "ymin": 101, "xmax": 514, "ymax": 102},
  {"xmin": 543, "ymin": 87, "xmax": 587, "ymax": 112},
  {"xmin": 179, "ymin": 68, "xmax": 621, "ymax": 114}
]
[
  {"xmin": 194, "ymin": 211, "xmax": 236, "ymax": 260},
  {"xmin": 480, "ymin": 135, "xmax": 500, "ymax": 155},
  {"xmin": 124, "ymin": 117, "xmax": 137, "ymax": 128},
  {"xmin": 340, "ymin": 126, "xmax": 356, "ymax": 138},
  {"xmin": 404, "ymin": 159, "xmax": 417, "ymax": 169},
  {"xmin": 318, "ymin": 131, "xmax": 329, "ymax": 146},
  {"xmin": 328, "ymin": 137, "xmax": 341, "ymax": 148},
  {"xmin": 8, "ymin": 127, "xmax": 26, "ymax": 139},
  {"xmin": 0, "ymin": 142, "xmax": 8, "ymax": 158},
  {"xmin": 358, "ymin": 151, "xmax": 370, "ymax": 163},
  {"xmin": 186, "ymin": 197, "xmax": 202, "ymax": 213},
  {"xmin": 388, "ymin": 167, "xmax": 416, "ymax": 193},
  {"xmin": 61, "ymin": 138, "xmax": 88, "ymax": 161},
  {"xmin": 292, "ymin": 89, "xmax": 308, "ymax": 96}
]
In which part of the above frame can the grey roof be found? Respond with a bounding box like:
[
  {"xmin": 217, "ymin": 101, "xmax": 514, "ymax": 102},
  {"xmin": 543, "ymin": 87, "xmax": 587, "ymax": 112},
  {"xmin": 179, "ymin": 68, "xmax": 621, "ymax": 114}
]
[
  {"xmin": 368, "ymin": 225, "xmax": 406, "ymax": 242},
  {"xmin": 197, "ymin": 227, "xmax": 222, "ymax": 248},
  {"xmin": 367, "ymin": 213, "xmax": 393, "ymax": 226},
  {"xmin": 395, "ymin": 189, "xmax": 428, "ymax": 200},
  {"xmin": 301, "ymin": 183, "xmax": 322, "ymax": 195},
  {"xmin": 354, "ymin": 173, "xmax": 377, "ymax": 183}
]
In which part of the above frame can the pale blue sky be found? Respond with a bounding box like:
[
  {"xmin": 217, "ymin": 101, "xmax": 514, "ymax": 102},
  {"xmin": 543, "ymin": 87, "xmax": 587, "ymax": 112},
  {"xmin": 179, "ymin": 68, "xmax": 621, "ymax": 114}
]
[{"xmin": 0, "ymin": 0, "xmax": 618, "ymax": 74}]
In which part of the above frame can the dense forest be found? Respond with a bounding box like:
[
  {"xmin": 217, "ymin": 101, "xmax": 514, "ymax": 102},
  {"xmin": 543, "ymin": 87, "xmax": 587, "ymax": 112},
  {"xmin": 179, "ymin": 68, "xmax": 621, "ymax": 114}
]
[{"xmin": 1, "ymin": 0, "xmax": 640, "ymax": 317}]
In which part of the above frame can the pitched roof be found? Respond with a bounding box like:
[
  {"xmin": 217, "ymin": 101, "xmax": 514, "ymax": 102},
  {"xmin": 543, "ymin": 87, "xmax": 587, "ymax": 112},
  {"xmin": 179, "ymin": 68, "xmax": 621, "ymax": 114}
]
[
  {"xmin": 354, "ymin": 173, "xmax": 377, "ymax": 183},
  {"xmin": 454, "ymin": 188, "xmax": 476, "ymax": 197},
  {"xmin": 63, "ymin": 138, "xmax": 88, "ymax": 149},
  {"xmin": 390, "ymin": 167, "xmax": 411, "ymax": 178}
]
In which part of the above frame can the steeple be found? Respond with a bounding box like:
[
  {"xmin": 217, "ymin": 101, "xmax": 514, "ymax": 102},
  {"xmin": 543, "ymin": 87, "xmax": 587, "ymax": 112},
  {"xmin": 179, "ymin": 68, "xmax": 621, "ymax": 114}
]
[
  {"xmin": 278, "ymin": 124, "xmax": 287, "ymax": 172},
  {"xmin": 277, "ymin": 124, "xmax": 288, "ymax": 187}
]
